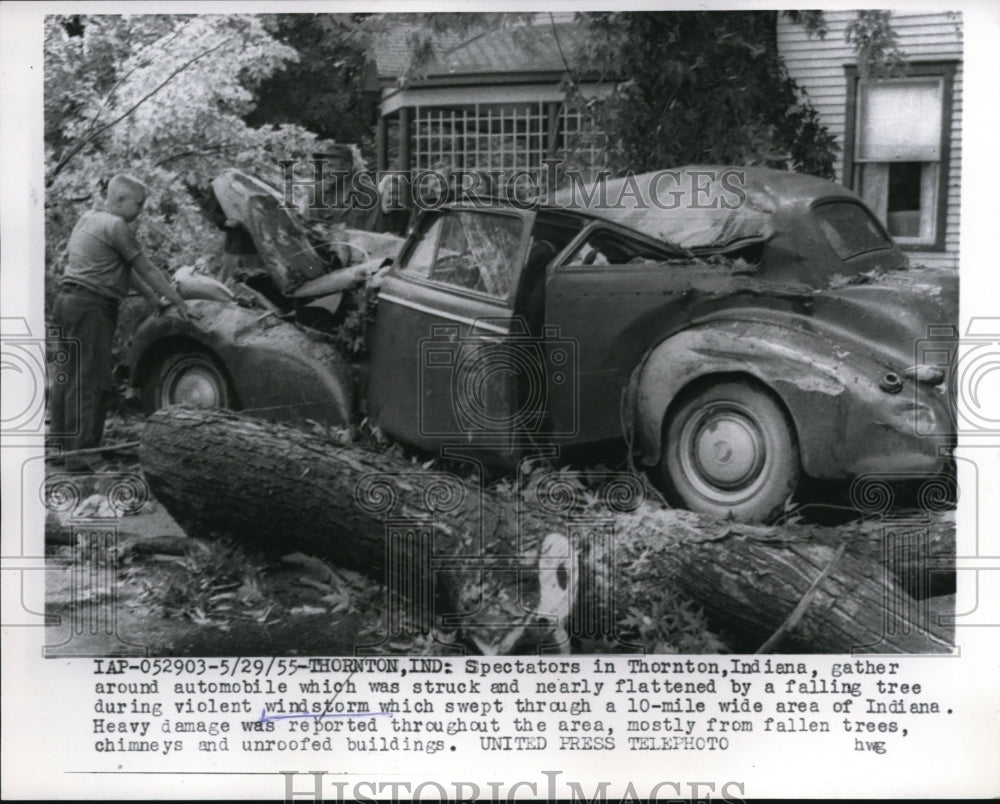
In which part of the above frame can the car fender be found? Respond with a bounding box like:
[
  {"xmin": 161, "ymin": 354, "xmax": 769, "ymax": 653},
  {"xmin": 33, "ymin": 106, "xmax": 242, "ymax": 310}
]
[
  {"xmin": 629, "ymin": 320, "xmax": 949, "ymax": 480},
  {"xmin": 129, "ymin": 300, "xmax": 354, "ymax": 426}
]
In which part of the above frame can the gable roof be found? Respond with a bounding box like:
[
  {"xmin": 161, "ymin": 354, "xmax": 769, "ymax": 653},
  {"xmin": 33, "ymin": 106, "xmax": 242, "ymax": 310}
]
[
  {"xmin": 371, "ymin": 20, "xmax": 592, "ymax": 84},
  {"xmin": 369, "ymin": 22, "xmax": 465, "ymax": 82},
  {"xmin": 429, "ymin": 22, "xmax": 589, "ymax": 76}
]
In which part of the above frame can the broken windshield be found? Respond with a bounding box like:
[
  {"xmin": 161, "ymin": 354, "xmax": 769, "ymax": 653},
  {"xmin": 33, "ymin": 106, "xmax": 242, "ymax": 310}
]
[{"xmin": 400, "ymin": 210, "xmax": 524, "ymax": 299}]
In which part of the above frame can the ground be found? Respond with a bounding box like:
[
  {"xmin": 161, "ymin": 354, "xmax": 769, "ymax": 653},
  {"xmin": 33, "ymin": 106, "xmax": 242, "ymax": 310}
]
[
  {"xmin": 45, "ymin": 493, "xmax": 387, "ymax": 656},
  {"xmin": 43, "ymin": 410, "xmax": 951, "ymax": 657},
  {"xmin": 43, "ymin": 455, "xmax": 717, "ymax": 657},
  {"xmin": 44, "ymin": 409, "xmax": 411, "ymax": 656}
]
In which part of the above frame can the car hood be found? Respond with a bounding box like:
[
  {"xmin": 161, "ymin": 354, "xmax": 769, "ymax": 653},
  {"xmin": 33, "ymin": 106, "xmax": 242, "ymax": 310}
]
[
  {"xmin": 808, "ymin": 266, "xmax": 958, "ymax": 367},
  {"xmin": 211, "ymin": 169, "xmax": 327, "ymax": 294}
]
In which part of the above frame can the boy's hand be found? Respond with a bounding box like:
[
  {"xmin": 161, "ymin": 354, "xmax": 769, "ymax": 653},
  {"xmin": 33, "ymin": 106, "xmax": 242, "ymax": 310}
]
[{"xmin": 159, "ymin": 299, "xmax": 200, "ymax": 322}]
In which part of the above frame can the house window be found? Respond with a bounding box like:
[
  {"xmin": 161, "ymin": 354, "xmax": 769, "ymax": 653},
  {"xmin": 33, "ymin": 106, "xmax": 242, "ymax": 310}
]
[
  {"xmin": 845, "ymin": 64, "xmax": 954, "ymax": 250},
  {"xmin": 408, "ymin": 102, "xmax": 607, "ymax": 195}
]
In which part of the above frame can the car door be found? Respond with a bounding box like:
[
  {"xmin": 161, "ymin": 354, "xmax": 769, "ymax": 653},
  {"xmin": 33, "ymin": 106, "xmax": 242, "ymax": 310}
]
[
  {"xmin": 543, "ymin": 222, "xmax": 695, "ymax": 444},
  {"xmin": 367, "ymin": 206, "xmax": 536, "ymax": 458}
]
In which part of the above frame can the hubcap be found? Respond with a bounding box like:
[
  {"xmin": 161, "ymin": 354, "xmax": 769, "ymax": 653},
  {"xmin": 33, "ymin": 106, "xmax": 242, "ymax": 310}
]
[
  {"xmin": 681, "ymin": 403, "xmax": 767, "ymax": 500},
  {"xmin": 167, "ymin": 366, "xmax": 222, "ymax": 407}
]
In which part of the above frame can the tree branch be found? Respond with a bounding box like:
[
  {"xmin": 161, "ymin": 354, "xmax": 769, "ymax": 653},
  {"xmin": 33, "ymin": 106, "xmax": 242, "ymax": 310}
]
[
  {"xmin": 79, "ymin": 26, "xmax": 184, "ymax": 143},
  {"xmin": 79, "ymin": 27, "xmax": 184, "ymax": 145},
  {"xmin": 755, "ymin": 542, "xmax": 847, "ymax": 654},
  {"xmin": 549, "ymin": 13, "xmax": 574, "ymax": 79},
  {"xmin": 47, "ymin": 35, "xmax": 235, "ymax": 185},
  {"xmin": 154, "ymin": 143, "xmax": 238, "ymax": 168}
]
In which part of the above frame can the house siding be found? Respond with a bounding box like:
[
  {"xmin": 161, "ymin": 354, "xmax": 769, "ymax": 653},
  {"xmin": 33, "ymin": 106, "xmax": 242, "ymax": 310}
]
[{"xmin": 777, "ymin": 11, "xmax": 962, "ymax": 269}]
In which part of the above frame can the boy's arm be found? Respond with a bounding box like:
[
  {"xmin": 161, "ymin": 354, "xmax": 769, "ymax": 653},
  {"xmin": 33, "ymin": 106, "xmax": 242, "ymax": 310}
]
[
  {"xmin": 129, "ymin": 270, "xmax": 163, "ymax": 308},
  {"xmin": 129, "ymin": 254, "xmax": 197, "ymax": 321}
]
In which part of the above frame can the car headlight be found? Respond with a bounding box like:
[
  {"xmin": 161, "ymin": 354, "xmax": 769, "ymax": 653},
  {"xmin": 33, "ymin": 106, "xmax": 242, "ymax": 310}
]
[{"xmin": 879, "ymin": 372, "xmax": 903, "ymax": 394}]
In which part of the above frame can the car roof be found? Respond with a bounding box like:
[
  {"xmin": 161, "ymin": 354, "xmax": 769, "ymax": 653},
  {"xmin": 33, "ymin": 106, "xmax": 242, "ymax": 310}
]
[{"xmin": 549, "ymin": 165, "xmax": 857, "ymax": 251}]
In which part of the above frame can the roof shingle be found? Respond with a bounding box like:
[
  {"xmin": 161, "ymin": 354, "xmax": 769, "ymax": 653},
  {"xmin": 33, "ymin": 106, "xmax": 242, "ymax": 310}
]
[{"xmin": 371, "ymin": 20, "xmax": 590, "ymax": 81}]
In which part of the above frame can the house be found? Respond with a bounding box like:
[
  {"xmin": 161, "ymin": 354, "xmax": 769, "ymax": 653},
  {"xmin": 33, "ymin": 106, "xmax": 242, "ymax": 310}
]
[
  {"xmin": 370, "ymin": 13, "xmax": 962, "ymax": 269},
  {"xmin": 369, "ymin": 17, "xmax": 610, "ymax": 194},
  {"xmin": 777, "ymin": 11, "xmax": 962, "ymax": 269}
]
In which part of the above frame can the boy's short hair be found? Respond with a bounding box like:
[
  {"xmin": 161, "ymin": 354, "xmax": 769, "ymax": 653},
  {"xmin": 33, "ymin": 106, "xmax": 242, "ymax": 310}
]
[{"xmin": 107, "ymin": 174, "xmax": 147, "ymax": 201}]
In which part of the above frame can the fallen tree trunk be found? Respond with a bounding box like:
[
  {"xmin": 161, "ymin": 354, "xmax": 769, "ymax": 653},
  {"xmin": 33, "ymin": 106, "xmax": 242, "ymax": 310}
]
[{"xmin": 140, "ymin": 406, "xmax": 954, "ymax": 654}]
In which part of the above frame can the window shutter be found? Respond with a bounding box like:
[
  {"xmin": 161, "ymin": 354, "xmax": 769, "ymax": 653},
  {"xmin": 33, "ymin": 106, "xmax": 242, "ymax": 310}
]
[{"xmin": 856, "ymin": 78, "xmax": 944, "ymax": 162}]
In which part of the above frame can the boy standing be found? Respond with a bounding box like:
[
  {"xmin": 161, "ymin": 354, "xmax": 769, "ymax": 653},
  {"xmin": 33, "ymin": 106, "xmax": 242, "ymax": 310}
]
[{"xmin": 50, "ymin": 174, "xmax": 194, "ymax": 469}]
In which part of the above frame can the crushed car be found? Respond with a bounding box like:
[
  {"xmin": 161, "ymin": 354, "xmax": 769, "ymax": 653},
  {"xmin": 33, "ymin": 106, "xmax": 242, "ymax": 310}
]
[
  {"xmin": 129, "ymin": 166, "xmax": 958, "ymax": 522},
  {"xmin": 129, "ymin": 169, "xmax": 399, "ymax": 426}
]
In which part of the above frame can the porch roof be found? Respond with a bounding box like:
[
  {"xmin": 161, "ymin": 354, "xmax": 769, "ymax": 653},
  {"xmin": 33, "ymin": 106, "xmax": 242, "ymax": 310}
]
[{"xmin": 371, "ymin": 20, "xmax": 592, "ymax": 85}]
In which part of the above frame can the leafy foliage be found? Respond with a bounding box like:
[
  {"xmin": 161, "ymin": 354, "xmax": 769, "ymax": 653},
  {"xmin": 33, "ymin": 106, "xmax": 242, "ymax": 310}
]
[
  {"xmin": 123, "ymin": 536, "xmax": 274, "ymax": 628},
  {"xmin": 44, "ymin": 14, "xmax": 337, "ymax": 296},
  {"xmin": 618, "ymin": 590, "xmax": 729, "ymax": 654},
  {"xmin": 844, "ymin": 10, "xmax": 908, "ymax": 79},
  {"xmin": 782, "ymin": 10, "xmax": 828, "ymax": 40},
  {"xmin": 244, "ymin": 15, "xmax": 378, "ymax": 159},
  {"xmin": 572, "ymin": 12, "xmax": 839, "ymax": 178},
  {"xmin": 328, "ymin": 283, "xmax": 380, "ymax": 360}
]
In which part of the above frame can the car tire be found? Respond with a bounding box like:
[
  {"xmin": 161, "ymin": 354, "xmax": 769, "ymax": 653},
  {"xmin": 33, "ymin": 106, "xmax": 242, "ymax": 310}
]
[
  {"xmin": 659, "ymin": 380, "xmax": 800, "ymax": 523},
  {"xmin": 143, "ymin": 350, "xmax": 237, "ymax": 414}
]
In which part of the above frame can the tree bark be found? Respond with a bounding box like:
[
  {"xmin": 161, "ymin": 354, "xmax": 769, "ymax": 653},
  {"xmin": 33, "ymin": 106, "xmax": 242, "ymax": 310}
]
[{"xmin": 139, "ymin": 406, "xmax": 954, "ymax": 654}]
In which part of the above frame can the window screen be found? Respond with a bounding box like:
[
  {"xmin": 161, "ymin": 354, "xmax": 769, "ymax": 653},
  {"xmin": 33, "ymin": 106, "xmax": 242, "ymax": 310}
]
[{"xmin": 856, "ymin": 78, "xmax": 944, "ymax": 162}]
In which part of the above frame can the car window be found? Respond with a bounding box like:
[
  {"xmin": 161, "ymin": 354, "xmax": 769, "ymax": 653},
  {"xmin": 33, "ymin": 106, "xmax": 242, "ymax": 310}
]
[
  {"xmin": 565, "ymin": 229, "xmax": 673, "ymax": 266},
  {"xmin": 400, "ymin": 215, "xmax": 443, "ymax": 278},
  {"xmin": 432, "ymin": 211, "xmax": 525, "ymax": 298},
  {"xmin": 813, "ymin": 201, "xmax": 893, "ymax": 259}
]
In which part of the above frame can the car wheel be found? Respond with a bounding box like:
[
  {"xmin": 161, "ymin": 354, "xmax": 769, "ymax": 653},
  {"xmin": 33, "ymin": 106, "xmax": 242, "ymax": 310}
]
[
  {"xmin": 143, "ymin": 350, "xmax": 237, "ymax": 414},
  {"xmin": 659, "ymin": 380, "xmax": 800, "ymax": 522}
]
